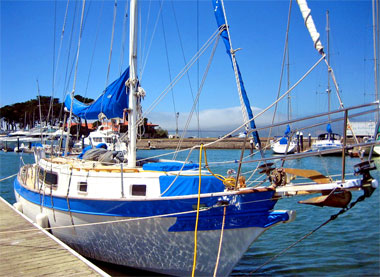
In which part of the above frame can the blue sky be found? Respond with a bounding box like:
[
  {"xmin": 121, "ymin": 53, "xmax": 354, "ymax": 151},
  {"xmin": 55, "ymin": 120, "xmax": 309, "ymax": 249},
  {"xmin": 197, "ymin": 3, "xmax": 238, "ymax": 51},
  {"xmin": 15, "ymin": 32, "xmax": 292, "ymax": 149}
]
[{"xmin": 0, "ymin": 0, "xmax": 377, "ymax": 135}]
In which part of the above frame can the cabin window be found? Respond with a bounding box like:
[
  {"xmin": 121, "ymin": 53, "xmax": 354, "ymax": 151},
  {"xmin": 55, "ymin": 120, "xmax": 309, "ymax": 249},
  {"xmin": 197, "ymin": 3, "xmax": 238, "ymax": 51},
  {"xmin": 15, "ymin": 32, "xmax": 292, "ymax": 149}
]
[
  {"xmin": 38, "ymin": 167, "xmax": 58, "ymax": 188},
  {"xmin": 93, "ymin": 137, "xmax": 102, "ymax": 142},
  {"xmin": 78, "ymin": 181, "xmax": 88, "ymax": 193},
  {"xmin": 105, "ymin": 138, "xmax": 113, "ymax": 143},
  {"xmin": 131, "ymin": 185, "xmax": 146, "ymax": 196}
]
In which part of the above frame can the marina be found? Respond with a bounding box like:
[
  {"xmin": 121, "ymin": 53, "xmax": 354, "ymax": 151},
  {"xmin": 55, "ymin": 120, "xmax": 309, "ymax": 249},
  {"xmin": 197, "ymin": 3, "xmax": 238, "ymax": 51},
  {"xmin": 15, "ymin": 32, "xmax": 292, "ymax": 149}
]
[
  {"xmin": 0, "ymin": 196, "xmax": 107, "ymax": 276},
  {"xmin": 1, "ymin": 151, "xmax": 379, "ymax": 275},
  {"xmin": 1, "ymin": 0, "xmax": 380, "ymax": 275}
]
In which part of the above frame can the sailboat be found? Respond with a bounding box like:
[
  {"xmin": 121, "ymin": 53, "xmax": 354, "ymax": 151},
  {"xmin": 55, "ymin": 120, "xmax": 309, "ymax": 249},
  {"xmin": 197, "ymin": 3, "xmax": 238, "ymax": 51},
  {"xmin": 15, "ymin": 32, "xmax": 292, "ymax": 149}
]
[
  {"xmin": 310, "ymin": 11, "xmax": 344, "ymax": 155},
  {"xmin": 311, "ymin": 122, "xmax": 343, "ymax": 154},
  {"xmin": 270, "ymin": 124, "xmax": 297, "ymax": 154},
  {"xmin": 13, "ymin": 0, "xmax": 379, "ymax": 276}
]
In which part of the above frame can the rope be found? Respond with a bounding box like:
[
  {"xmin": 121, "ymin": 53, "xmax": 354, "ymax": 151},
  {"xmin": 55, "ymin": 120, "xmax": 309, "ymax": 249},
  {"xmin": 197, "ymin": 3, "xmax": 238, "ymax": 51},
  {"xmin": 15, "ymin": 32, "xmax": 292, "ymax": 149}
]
[
  {"xmin": 213, "ymin": 206, "xmax": 227, "ymax": 277},
  {"xmin": 250, "ymin": 189, "xmax": 372, "ymax": 274},
  {"xmin": 0, "ymin": 173, "xmax": 18, "ymax": 182},
  {"xmin": 192, "ymin": 144, "xmax": 203, "ymax": 277}
]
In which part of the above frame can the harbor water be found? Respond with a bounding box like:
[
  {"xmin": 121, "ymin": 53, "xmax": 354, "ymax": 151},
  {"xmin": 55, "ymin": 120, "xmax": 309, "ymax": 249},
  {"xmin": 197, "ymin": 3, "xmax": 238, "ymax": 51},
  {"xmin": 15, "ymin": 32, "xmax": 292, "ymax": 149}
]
[{"xmin": 1, "ymin": 150, "xmax": 379, "ymax": 276}]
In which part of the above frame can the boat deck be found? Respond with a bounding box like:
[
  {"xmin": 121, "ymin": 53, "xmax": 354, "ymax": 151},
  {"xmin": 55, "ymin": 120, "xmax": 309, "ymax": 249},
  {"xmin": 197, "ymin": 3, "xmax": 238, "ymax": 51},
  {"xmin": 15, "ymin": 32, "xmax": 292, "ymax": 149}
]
[{"xmin": 0, "ymin": 197, "xmax": 107, "ymax": 276}]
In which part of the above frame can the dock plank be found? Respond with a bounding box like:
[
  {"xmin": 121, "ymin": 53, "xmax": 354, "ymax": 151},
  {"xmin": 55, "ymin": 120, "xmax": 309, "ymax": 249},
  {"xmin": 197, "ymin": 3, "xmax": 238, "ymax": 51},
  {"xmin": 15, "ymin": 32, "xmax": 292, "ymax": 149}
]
[{"xmin": 0, "ymin": 197, "xmax": 107, "ymax": 276}]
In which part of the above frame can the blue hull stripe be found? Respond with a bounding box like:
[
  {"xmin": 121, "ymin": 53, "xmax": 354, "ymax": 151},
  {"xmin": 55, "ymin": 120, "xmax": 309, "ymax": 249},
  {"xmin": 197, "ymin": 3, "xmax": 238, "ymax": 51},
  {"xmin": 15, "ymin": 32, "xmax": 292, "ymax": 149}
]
[{"xmin": 14, "ymin": 178, "xmax": 289, "ymax": 231}]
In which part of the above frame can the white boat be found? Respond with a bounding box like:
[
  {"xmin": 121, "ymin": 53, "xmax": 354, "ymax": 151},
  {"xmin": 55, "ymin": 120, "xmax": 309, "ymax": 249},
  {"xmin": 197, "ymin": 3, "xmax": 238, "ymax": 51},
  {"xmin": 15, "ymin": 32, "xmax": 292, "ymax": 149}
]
[
  {"xmin": 0, "ymin": 126, "xmax": 61, "ymax": 151},
  {"xmin": 77, "ymin": 125, "xmax": 127, "ymax": 152},
  {"xmin": 270, "ymin": 125, "xmax": 297, "ymax": 154},
  {"xmin": 311, "ymin": 124, "xmax": 343, "ymax": 155},
  {"xmin": 13, "ymin": 0, "xmax": 379, "ymax": 276},
  {"xmin": 271, "ymin": 137, "xmax": 297, "ymax": 154}
]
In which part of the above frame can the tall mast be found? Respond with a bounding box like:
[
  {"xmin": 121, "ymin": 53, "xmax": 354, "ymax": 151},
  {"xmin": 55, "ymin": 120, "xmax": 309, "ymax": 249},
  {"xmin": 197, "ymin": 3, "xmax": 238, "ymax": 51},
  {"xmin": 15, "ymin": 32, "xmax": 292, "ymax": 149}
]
[
  {"xmin": 373, "ymin": 0, "xmax": 379, "ymax": 122},
  {"xmin": 127, "ymin": 0, "xmax": 138, "ymax": 168},
  {"xmin": 326, "ymin": 10, "xmax": 331, "ymax": 122},
  {"xmin": 287, "ymin": 43, "xmax": 291, "ymax": 121}
]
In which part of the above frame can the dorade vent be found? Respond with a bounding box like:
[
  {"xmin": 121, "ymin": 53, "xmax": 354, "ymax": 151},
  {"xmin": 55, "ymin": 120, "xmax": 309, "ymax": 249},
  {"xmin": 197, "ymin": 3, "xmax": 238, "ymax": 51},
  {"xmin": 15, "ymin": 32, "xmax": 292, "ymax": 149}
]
[
  {"xmin": 78, "ymin": 181, "xmax": 88, "ymax": 193},
  {"xmin": 38, "ymin": 167, "xmax": 58, "ymax": 188},
  {"xmin": 131, "ymin": 185, "xmax": 146, "ymax": 196}
]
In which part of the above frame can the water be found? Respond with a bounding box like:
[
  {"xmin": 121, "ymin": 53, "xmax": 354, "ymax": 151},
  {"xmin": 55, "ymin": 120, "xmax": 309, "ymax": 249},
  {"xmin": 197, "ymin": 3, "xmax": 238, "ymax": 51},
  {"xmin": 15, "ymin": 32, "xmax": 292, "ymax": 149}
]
[{"xmin": 1, "ymin": 150, "xmax": 379, "ymax": 276}]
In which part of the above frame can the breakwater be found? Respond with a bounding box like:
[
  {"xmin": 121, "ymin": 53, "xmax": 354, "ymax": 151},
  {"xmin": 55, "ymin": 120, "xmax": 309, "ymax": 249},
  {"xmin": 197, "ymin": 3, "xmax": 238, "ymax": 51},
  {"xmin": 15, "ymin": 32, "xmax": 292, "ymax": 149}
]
[{"xmin": 137, "ymin": 137, "xmax": 325, "ymax": 150}]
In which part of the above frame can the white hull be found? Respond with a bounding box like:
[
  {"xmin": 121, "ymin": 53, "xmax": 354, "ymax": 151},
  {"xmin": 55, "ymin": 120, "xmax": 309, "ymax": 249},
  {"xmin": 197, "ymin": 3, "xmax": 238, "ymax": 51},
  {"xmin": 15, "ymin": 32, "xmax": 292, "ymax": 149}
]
[
  {"xmin": 271, "ymin": 140, "xmax": 297, "ymax": 154},
  {"xmin": 311, "ymin": 140, "xmax": 343, "ymax": 154},
  {"xmin": 16, "ymin": 193, "xmax": 273, "ymax": 276}
]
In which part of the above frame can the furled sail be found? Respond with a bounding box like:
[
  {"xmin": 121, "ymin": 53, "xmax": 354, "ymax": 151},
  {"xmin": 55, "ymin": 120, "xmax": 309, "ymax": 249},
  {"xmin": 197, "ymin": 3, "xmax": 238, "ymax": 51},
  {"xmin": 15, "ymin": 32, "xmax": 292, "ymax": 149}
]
[
  {"xmin": 64, "ymin": 67, "xmax": 130, "ymax": 120},
  {"xmin": 212, "ymin": 0, "xmax": 261, "ymax": 147},
  {"xmin": 296, "ymin": 0, "xmax": 324, "ymax": 54}
]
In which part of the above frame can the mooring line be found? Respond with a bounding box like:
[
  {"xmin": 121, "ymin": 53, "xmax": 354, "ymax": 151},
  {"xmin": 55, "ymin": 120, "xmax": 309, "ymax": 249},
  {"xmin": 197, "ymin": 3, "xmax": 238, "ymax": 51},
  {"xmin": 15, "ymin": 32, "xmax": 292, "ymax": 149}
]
[{"xmin": 0, "ymin": 173, "xmax": 18, "ymax": 182}]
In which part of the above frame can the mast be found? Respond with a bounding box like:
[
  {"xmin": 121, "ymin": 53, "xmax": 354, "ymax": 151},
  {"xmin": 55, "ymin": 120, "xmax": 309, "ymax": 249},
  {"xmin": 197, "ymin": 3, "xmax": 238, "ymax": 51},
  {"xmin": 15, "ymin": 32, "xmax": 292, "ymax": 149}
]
[
  {"xmin": 287, "ymin": 42, "xmax": 291, "ymax": 122},
  {"xmin": 373, "ymin": 0, "xmax": 379, "ymax": 122},
  {"xmin": 127, "ymin": 0, "xmax": 138, "ymax": 168},
  {"xmin": 326, "ymin": 10, "xmax": 331, "ymax": 122}
]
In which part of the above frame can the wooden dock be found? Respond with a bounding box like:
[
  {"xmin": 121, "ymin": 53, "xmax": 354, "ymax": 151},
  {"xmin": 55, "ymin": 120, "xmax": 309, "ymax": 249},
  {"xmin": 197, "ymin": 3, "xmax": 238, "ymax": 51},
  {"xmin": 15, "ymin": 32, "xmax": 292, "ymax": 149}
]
[{"xmin": 0, "ymin": 197, "xmax": 108, "ymax": 276}]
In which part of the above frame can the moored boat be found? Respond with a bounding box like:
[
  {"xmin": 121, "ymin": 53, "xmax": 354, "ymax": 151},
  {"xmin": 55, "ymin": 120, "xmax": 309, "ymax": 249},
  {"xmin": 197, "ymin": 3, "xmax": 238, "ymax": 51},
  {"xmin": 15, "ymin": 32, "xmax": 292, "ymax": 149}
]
[{"xmin": 13, "ymin": 0, "xmax": 379, "ymax": 275}]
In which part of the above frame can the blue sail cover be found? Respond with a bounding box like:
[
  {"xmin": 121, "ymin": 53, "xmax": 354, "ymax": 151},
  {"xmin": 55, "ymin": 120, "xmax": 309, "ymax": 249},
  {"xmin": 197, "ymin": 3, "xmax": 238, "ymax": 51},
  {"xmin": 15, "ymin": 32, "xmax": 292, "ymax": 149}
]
[
  {"xmin": 212, "ymin": 0, "xmax": 261, "ymax": 147},
  {"xmin": 64, "ymin": 68, "xmax": 130, "ymax": 120},
  {"xmin": 284, "ymin": 124, "xmax": 291, "ymax": 136},
  {"xmin": 326, "ymin": 123, "xmax": 332, "ymax": 134}
]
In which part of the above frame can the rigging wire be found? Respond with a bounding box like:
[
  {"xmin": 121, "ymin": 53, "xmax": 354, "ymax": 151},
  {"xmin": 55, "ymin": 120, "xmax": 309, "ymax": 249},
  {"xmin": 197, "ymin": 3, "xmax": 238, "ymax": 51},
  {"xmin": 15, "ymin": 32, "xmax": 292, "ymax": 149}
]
[
  {"xmin": 160, "ymin": 10, "xmax": 178, "ymax": 140},
  {"xmin": 135, "ymin": 28, "xmax": 221, "ymax": 127},
  {"xmin": 173, "ymin": 34, "xmax": 221, "ymax": 159},
  {"xmin": 169, "ymin": 0, "xmax": 199, "ymax": 135},
  {"xmin": 101, "ymin": 0, "xmax": 118, "ymax": 116},
  {"xmin": 58, "ymin": 0, "xmax": 79, "ymax": 122},
  {"xmin": 266, "ymin": 0, "xmax": 293, "ymax": 148},
  {"xmin": 64, "ymin": 0, "xmax": 87, "ymax": 156},
  {"xmin": 119, "ymin": 0, "xmax": 130, "ymax": 75},
  {"xmin": 84, "ymin": 0, "xmax": 105, "ymax": 98},
  {"xmin": 54, "ymin": 0, "xmax": 71, "ymax": 124},
  {"xmin": 140, "ymin": 0, "xmax": 152, "ymax": 76},
  {"xmin": 250, "ymin": 189, "xmax": 373, "ymax": 274},
  {"xmin": 139, "ymin": 0, "xmax": 164, "ymax": 81},
  {"xmin": 47, "ymin": 0, "xmax": 57, "ymax": 125}
]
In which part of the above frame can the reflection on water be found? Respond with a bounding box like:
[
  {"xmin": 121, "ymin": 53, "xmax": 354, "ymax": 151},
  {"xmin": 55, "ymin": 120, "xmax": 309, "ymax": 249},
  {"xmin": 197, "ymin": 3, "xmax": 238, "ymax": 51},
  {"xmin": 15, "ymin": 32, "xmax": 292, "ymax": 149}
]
[{"xmin": 1, "ymin": 151, "xmax": 379, "ymax": 276}]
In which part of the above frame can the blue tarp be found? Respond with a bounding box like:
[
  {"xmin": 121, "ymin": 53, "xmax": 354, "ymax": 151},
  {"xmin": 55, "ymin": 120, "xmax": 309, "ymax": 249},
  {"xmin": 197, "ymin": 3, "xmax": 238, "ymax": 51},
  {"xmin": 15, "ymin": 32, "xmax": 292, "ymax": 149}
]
[
  {"xmin": 143, "ymin": 162, "xmax": 199, "ymax": 172},
  {"xmin": 159, "ymin": 175, "xmax": 224, "ymax": 197},
  {"xmin": 64, "ymin": 68, "xmax": 130, "ymax": 120},
  {"xmin": 212, "ymin": 0, "xmax": 261, "ymax": 148}
]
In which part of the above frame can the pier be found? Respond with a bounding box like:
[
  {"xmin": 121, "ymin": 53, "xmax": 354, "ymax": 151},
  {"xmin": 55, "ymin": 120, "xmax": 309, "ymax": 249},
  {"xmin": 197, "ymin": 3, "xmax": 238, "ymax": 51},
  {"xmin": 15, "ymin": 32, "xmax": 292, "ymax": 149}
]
[{"xmin": 0, "ymin": 197, "xmax": 108, "ymax": 276}]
